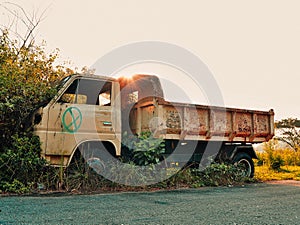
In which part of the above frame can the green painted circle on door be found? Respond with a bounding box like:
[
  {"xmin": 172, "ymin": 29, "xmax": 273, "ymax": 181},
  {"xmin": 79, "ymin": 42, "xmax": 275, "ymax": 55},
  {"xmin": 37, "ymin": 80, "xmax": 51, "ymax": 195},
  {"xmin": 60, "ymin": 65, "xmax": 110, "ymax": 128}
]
[{"xmin": 62, "ymin": 107, "xmax": 82, "ymax": 133}]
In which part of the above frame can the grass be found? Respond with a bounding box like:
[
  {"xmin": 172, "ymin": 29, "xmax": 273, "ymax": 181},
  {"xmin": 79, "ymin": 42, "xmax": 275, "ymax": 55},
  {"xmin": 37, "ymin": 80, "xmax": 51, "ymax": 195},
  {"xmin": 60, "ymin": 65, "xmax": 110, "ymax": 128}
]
[
  {"xmin": 255, "ymin": 165, "xmax": 300, "ymax": 181},
  {"xmin": 254, "ymin": 141, "xmax": 300, "ymax": 181}
]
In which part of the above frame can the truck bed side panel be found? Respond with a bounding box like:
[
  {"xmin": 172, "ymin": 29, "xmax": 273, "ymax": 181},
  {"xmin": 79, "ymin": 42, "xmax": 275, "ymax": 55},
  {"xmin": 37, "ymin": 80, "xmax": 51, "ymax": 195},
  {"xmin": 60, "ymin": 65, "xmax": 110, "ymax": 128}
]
[{"xmin": 130, "ymin": 97, "xmax": 274, "ymax": 143}]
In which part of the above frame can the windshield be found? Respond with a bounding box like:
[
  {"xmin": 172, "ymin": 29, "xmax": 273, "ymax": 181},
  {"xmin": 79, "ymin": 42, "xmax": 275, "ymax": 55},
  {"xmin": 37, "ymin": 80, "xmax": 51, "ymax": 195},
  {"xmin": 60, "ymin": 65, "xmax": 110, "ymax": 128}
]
[{"xmin": 56, "ymin": 75, "xmax": 72, "ymax": 91}]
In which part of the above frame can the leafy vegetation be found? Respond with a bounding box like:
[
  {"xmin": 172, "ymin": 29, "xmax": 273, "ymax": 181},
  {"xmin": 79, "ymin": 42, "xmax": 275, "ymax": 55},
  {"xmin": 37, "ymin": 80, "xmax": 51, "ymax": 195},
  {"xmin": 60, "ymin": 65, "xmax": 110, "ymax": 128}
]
[
  {"xmin": 62, "ymin": 133, "xmax": 250, "ymax": 192},
  {"xmin": 122, "ymin": 131, "xmax": 165, "ymax": 166},
  {"xmin": 0, "ymin": 29, "xmax": 72, "ymax": 193},
  {"xmin": 257, "ymin": 140, "xmax": 300, "ymax": 168},
  {"xmin": 275, "ymin": 118, "xmax": 300, "ymax": 128}
]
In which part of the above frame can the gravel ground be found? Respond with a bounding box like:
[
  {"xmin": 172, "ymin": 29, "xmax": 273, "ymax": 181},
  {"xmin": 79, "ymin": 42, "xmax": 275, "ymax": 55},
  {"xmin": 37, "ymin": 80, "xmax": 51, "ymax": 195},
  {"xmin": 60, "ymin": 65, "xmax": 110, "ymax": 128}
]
[{"xmin": 0, "ymin": 182, "xmax": 300, "ymax": 224}]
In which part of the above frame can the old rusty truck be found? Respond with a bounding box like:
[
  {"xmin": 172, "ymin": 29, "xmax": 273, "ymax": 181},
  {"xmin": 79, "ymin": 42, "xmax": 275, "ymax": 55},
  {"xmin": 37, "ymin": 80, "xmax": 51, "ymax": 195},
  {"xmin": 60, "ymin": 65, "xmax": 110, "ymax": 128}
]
[{"xmin": 32, "ymin": 74, "xmax": 274, "ymax": 177}]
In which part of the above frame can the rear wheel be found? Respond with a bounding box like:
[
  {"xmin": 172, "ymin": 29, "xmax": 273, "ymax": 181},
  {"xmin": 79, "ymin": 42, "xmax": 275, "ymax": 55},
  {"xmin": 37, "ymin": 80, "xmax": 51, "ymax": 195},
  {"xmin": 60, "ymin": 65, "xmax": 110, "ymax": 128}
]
[{"xmin": 232, "ymin": 152, "xmax": 254, "ymax": 178}]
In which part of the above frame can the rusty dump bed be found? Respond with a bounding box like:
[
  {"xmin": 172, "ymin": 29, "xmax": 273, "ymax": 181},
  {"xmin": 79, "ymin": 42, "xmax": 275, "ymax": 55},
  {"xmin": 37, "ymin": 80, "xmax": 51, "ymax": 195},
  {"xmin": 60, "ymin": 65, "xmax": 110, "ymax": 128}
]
[{"xmin": 129, "ymin": 97, "xmax": 274, "ymax": 143}]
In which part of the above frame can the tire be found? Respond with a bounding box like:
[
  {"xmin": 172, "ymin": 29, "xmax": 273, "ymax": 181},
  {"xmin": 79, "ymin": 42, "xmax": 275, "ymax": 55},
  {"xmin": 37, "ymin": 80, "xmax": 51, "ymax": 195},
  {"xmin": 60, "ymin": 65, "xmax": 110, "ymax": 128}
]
[
  {"xmin": 86, "ymin": 157, "xmax": 106, "ymax": 174},
  {"xmin": 67, "ymin": 149, "xmax": 105, "ymax": 174},
  {"xmin": 80, "ymin": 148, "xmax": 107, "ymax": 175},
  {"xmin": 65, "ymin": 150, "xmax": 106, "ymax": 191},
  {"xmin": 232, "ymin": 152, "xmax": 254, "ymax": 178},
  {"xmin": 73, "ymin": 142, "xmax": 115, "ymax": 176}
]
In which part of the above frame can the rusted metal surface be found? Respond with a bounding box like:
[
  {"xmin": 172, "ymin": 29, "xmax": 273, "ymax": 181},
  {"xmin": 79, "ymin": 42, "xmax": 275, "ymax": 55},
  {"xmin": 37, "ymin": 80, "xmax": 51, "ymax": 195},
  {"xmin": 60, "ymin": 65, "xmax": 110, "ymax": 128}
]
[{"xmin": 131, "ymin": 97, "xmax": 274, "ymax": 143}]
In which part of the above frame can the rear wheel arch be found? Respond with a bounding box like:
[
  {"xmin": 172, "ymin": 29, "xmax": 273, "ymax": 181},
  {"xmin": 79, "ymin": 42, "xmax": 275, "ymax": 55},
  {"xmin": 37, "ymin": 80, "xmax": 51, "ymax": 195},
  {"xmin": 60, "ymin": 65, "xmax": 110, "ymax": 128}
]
[
  {"xmin": 67, "ymin": 140, "xmax": 117, "ymax": 167},
  {"xmin": 230, "ymin": 145, "xmax": 258, "ymax": 160}
]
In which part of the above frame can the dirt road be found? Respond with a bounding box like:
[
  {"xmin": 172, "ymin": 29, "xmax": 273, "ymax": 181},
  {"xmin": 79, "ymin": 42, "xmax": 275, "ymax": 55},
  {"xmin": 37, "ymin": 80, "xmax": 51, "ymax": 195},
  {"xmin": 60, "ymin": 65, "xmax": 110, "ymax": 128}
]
[{"xmin": 1, "ymin": 182, "xmax": 299, "ymax": 224}]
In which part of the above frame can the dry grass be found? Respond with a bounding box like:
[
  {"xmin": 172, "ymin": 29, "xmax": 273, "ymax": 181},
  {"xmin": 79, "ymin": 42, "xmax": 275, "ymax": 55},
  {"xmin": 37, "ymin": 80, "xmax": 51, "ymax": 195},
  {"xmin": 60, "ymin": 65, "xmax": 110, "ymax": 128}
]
[{"xmin": 255, "ymin": 165, "xmax": 300, "ymax": 181}]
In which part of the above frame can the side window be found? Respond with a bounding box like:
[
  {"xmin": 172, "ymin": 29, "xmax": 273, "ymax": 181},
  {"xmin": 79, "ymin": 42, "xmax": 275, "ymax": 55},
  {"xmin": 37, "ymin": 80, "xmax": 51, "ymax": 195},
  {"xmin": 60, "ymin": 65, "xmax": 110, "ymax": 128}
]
[
  {"xmin": 98, "ymin": 82, "xmax": 112, "ymax": 106},
  {"xmin": 58, "ymin": 78, "xmax": 112, "ymax": 106},
  {"xmin": 59, "ymin": 79, "xmax": 83, "ymax": 104}
]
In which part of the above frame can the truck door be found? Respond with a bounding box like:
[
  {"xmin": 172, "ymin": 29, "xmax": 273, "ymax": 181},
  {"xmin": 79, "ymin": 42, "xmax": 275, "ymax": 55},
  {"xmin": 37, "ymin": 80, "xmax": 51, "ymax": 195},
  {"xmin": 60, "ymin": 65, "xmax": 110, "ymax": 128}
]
[{"xmin": 45, "ymin": 77, "xmax": 116, "ymax": 161}]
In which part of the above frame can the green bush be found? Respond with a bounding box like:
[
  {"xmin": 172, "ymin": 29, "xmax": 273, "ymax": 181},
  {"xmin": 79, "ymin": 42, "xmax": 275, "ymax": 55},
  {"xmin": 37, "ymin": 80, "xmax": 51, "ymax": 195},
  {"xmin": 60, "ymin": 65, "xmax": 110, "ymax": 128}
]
[
  {"xmin": 163, "ymin": 167, "xmax": 198, "ymax": 188},
  {"xmin": 1, "ymin": 179, "xmax": 30, "ymax": 194},
  {"xmin": 150, "ymin": 163, "xmax": 250, "ymax": 189},
  {"xmin": 64, "ymin": 152, "xmax": 109, "ymax": 192},
  {"xmin": 0, "ymin": 133, "xmax": 48, "ymax": 193},
  {"xmin": 122, "ymin": 131, "xmax": 165, "ymax": 166}
]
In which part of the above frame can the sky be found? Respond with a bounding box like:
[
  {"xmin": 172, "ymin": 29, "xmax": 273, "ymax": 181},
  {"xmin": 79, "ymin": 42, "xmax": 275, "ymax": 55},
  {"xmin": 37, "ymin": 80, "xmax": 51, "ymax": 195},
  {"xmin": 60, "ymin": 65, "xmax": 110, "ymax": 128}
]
[{"xmin": 1, "ymin": 0, "xmax": 300, "ymax": 120}]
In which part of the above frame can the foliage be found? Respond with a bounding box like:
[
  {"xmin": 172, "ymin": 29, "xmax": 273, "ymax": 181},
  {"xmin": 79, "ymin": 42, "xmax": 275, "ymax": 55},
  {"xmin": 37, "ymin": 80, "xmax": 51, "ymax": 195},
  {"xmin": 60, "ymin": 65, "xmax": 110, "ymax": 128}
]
[
  {"xmin": 0, "ymin": 29, "xmax": 72, "ymax": 193},
  {"xmin": 1, "ymin": 179, "xmax": 31, "ymax": 194},
  {"xmin": 0, "ymin": 31, "xmax": 71, "ymax": 148},
  {"xmin": 270, "ymin": 155, "xmax": 284, "ymax": 171},
  {"xmin": 149, "ymin": 163, "xmax": 250, "ymax": 190},
  {"xmin": 122, "ymin": 131, "xmax": 166, "ymax": 166},
  {"xmin": 0, "ymin": 133, "xmax": 46, "ymax": 193},
  {"xmin": 194, "ymin": 163, "xmax": 249, "ymax": 186},
  {"xmin": 275, "ymin": 118, "xmax": 300, "ymax": 128},
  {"xmin": 257, "ymin": 141, "xmax": 300, "ymax": 171},
  {"xmin": 162, "ymin": 167, "xmax": 199, "ymax": 188},
  {"xmin": 103, "ymin": 160, "xmax": 150, "ymax": 187},
  {"xmin": 255, "ymin": 143, "xmax": 300, "ymax": 181},
  {"xmin": 74, "ymin": 157, "xmax": 248, "ymax": 191},
  {"xmin": 259, "ymin": 139, "xmax": 284, "ymax": 171},
  {"xmin": 277, "ymin": 128, "xmax": 300, "ymax": 152},
  {"xmin": 64, "ymin": 153, "xmax": 107, "ymax": 192},
  {"xmin": 275, "ymin": 118, "xmax": 300, "ymax": 152}
]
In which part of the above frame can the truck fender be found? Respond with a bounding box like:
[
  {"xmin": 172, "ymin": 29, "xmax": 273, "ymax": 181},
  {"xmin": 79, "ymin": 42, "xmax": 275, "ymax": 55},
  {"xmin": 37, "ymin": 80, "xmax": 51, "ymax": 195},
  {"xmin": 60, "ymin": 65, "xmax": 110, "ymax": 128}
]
[
  {"xmin": 229, "ymin": 145, "xmax": 258, "ymax": 161},
  {"xmin": 67, "ymin": 140, "xmax": 118, "ymax": 167}
]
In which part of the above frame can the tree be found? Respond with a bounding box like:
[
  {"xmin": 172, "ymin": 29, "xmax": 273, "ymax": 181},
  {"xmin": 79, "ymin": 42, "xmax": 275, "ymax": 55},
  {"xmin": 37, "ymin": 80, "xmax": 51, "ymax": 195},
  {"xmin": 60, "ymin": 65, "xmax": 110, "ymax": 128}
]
[
  {"xmin": 275, "ymin": 118, "xmax": 300, "ymax": 152},
  {"xmin": 0, "ymin": 2, "xmax": 46, "ymax": 49},
  {"xmin": 275, "ymin": 118, "xmax": 300, "ymax": 128}
]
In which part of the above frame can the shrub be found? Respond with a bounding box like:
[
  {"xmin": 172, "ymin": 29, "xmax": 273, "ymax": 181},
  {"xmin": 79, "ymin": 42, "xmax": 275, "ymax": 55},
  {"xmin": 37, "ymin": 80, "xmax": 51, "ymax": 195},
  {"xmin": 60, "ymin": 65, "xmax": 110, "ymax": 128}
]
[
  {"xmin": 270, "ymin": 155, "xmax": 284, "ymax": 171},
  {"xmin": 0, "ymin": 133, "xmax": 48, "ymax": 193},
  {"xmin": 196, "ymin": 163, "xmax": 248, "ymax": 186},
  {"xmin": 1, "ymin": 179, "xmax": 30, "ymax": 194},
  {"xmin": 152, "ymin": 163, "xmax": 249, "ymax": 189},
  {"xmin": 122, "ymin": 131, "xmax": 165, "ymax": 166},
  {"xmin": 260, "ymin": 139, "xmax": 285, "ymax": 171}
]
